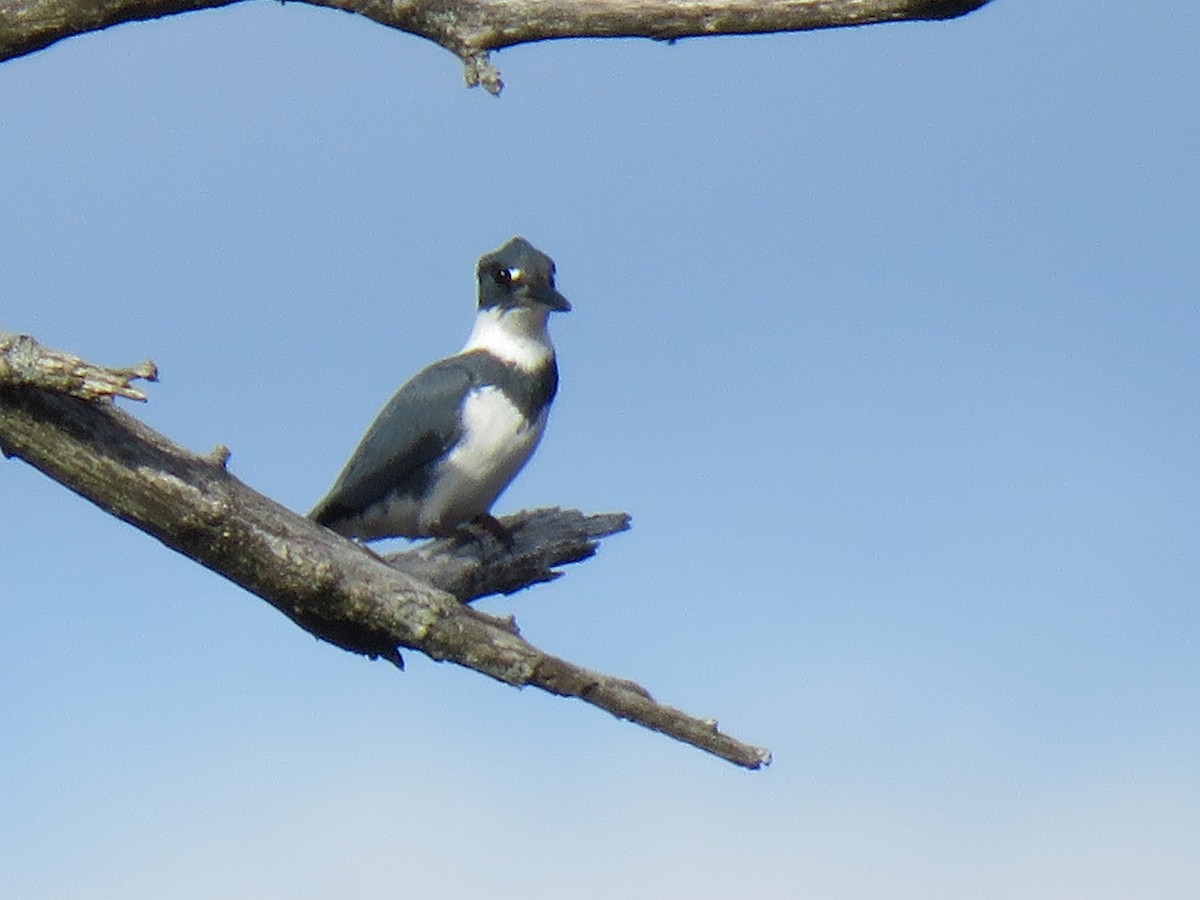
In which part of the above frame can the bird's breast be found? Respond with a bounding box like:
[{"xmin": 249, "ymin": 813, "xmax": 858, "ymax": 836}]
[{"xmin": 418, "ymin": 385, "xmax": 548, "ymax": 531}]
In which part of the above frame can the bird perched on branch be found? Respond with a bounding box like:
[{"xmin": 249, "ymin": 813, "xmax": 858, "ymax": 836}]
[{"xmin": 308, "ymin": 236, "xmax": 570, "ymax": 540}]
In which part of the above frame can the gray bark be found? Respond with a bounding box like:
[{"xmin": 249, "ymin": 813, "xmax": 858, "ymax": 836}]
[{"xmin": 0, "ymin": 0, "xmax": 994, "ymax": 93}]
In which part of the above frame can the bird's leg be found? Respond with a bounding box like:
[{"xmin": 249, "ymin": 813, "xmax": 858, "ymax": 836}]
[
  {"xmin": 473, "ymin": 513, "xmax": 514, "ymax": 548},
  {"xmin": 441, "ymin": 514, "xmax": 514, "ymax": 554}
]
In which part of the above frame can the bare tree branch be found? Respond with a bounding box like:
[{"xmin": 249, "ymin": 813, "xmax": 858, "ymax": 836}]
[
  {"xmin": 0, "ymin": 334, "xmax": 771, "ymax": 769},
  {"xmin": 0, "ymin": 0, "xmax": 994, "ymax": 93},
  {"xmin": 389, "ymin": 507, "xmax": 632, "ymax": 603},
  {"xmin": 0, "ymin": 332, "xmax": 158, "ymax": 402}
]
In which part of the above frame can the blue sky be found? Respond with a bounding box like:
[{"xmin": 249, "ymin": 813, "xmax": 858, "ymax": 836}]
[{"xmin": 2, "ymin": 0, "xmax": 1199, "ymax": 896}]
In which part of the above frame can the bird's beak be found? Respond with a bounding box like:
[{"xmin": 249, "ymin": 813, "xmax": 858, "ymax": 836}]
[{"xmin": 539, "ymin": 285, "xmax": 571, "ymax": 313}]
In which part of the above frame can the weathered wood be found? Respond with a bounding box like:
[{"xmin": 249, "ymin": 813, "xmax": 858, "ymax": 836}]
[
  {"xmin": 0, "ymin": 0, "xmax": 995, "ymax": 93},
  {"xmin": 389, "ymin": 507, "xmax": 631, "ymax": 602},
  {"xmin": 0, "ymin": 332, "xmax": 157, "ymax": 402}
]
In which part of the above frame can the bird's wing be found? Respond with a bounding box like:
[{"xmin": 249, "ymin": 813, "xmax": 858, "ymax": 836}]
[{"xmin": 308, "ymin": 358, "xmax": 476, "ymax": 525}]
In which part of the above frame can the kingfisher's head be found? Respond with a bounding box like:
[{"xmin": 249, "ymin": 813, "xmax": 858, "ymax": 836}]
[{"xmin": 476, "ymin": 237, "xmax": 571, "ymax": 314}]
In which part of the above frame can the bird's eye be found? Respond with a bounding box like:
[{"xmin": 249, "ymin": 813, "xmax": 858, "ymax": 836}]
[{"xmin": 494, "ymin": 267, "xmax": 513, "ymax": 286}]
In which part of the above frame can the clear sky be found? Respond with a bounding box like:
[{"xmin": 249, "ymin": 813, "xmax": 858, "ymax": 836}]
[{"xmin": 2, "ymin": 1, "xmax": 1198, "ymax": 896}]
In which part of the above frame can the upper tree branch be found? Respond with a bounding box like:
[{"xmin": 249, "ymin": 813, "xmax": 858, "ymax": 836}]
[
  {"xmin": 0, "ymin": 0, "xmax": 994, "ymax": 92},
  {"xmin": 0, "ymin": 334, "xmax": 771, "ymax": 769}
]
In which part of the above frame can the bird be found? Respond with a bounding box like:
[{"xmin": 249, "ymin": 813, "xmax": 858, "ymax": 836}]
[{"xmin": 308, "ymin": 236, "xmax": 570, "ymax": 541}]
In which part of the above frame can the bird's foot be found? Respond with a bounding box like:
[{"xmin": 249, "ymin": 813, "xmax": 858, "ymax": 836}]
[
  {"xmin": 474, "ymin": 513, "xmax": 514, "ymax": 547},
  {"xmin": 442, "ymin": 514, "xmax": 514, "ymax": 555}
]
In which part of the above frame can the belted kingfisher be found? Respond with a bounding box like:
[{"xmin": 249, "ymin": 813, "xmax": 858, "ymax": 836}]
[{"xmin": 308, "ymin": 236, "xmax": 570, "ymax": 540}]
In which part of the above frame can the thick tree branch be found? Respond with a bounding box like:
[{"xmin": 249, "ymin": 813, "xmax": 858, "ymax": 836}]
[
  {"xmin": 0, "ymin": 334, "xmax": 771, "ymax": 769},
  {"xmin": 0, "ymin": 0, "xmax": 994, "ymax": 93}
]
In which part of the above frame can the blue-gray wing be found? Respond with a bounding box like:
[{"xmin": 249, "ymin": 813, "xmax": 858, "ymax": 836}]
[{"xmin": 308, "ymin": 358, "xmax": 475, "ymax": 527}]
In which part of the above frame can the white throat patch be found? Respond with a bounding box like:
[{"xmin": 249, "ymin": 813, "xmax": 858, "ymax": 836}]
[{"xmin": 461, "ymin": 306, "xmax": 554, "ymax": 372}]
